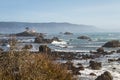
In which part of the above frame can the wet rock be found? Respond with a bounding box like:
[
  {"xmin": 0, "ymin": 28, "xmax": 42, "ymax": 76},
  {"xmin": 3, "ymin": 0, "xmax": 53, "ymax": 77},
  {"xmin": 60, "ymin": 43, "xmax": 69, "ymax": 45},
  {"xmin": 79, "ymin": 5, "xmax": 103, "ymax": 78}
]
[
  {"xmin": 77, "ymin": 36, "xmax": 91, "ymax": 41},
  {"xmin": 76, "ymin": 63, "xmax": 84, "ymax": 70},
  {"xmin": 97, "ymin": 47, "xmax": 104, "ymax": 53},
  {"xmin": 89, "ymin": 61, "xmax": 102, "ymax": 70},
  {"xmin": 103, "ymin": 40, "xmax": 120, "ymax": 47},
  {"xmin": 22, "ymin": 44, "xmax": 33, "ymax": 49},
  {"xmin": 72, "ymin": 69, "xmax": 81, "ymax": 75},
  {"xmin": 0, "ymin": 48, "xmax": 3, "ymax": 51},
  {"xmin": 39, "ymin": 45, "xmax": 51, "ymax": 53},
  {"xmin": 116, "ymin": 49, "xmax": 120, "ymax": 53},
  {"xmin": 64, "ymin": 32, "xmax": 73, "ymax": 35},
  {"xmin": 34, "ymin": 35, "xmax": 52, "ymax": 43},
  {"xmin": 90, "ymin": 73, "xmax": 96, "ymax": 76},
  {"xmin": 108, "ymin": 59, "xmax": 116, "ymax": 62},
  {"xmin": 51, "ymin": 37, "xmax": 61, "ymax": 41},
  {"xmin": 65, "ymin": 61, "xmax": 74, "ymax": 70},
  {"xmin": 15, "ymin": 31, "xmax": 43, "ymax": 37},
  {"xmin": 108, "ymin": 58, "xmax": 120, "ymax": 62},
  {"xmin": 95, "ymin": 71, "xmax": 113, "ymax": 80}
]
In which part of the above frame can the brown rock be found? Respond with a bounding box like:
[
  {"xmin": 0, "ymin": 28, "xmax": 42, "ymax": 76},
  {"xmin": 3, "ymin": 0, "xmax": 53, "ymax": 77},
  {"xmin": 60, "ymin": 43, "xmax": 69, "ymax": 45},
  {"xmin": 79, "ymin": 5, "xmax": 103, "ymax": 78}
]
[
  {"xmin": 95, "ymin": 71, "xmax": 113, "ymax": 80},
  {"xmin": 89, "ymin": 61, "xmax": 102, "ymax": 70},
  {"xmin": 103, "ymin": 40, "xmax": 120, "ymax": 47},
  {"xmin": 39, "ymin": 45, "xmax": 51, "ymax": 53}
]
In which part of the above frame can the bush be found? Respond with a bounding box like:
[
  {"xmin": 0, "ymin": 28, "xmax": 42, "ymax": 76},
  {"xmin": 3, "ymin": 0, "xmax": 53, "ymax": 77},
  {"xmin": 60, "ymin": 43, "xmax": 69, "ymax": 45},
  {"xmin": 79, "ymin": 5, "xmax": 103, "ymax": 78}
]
[{"xmin": 0, "ymin": 50, "xmax": 73, "ymax": 80}]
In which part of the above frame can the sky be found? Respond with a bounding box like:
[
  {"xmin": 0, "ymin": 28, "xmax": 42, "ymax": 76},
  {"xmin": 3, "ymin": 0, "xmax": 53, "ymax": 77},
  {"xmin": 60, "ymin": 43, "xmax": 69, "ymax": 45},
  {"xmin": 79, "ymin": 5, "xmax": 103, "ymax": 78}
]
[{"xmin": 0, "ymin": 0, "xmax": 120, "ymax": 30}]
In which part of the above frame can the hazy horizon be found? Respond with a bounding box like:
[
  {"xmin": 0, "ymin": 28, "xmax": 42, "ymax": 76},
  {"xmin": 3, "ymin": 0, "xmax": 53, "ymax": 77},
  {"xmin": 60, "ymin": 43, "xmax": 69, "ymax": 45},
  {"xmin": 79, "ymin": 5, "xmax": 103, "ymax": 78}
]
[{"xmin": 0, "ymin": 0, "xmax": 120, "ymax": 31}]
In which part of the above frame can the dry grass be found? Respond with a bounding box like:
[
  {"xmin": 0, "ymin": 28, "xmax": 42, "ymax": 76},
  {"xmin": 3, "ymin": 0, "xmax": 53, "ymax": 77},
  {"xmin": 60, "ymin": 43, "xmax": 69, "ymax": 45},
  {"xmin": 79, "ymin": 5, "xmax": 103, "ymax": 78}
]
[{"xmin": 0, "ymin": 49, "xmax": 73, "ymax": 80}]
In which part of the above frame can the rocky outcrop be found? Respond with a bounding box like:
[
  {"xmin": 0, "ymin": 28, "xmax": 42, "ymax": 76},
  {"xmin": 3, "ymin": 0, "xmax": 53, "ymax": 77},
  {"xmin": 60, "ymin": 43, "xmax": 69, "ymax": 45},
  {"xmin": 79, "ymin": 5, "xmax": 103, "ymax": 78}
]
[
  {"xmin": 77, "ymin": 36, "xmax": 91, "ymax": 41},
  {"xmin": 39, "ymin": 45, "xmax": 51, "ymax": 53},
  {"xmin": 103, "ymin": 40, "xmax": 120, "ymax": 47},
  {"xmin": 34, "ymin": 36, "xmax": 60, "ymax": 43},
  {"xmin": 89, "ymin": 61, "xmax": 102, "ymax": 70},
  {"xmin": 14, "ymin": 31, "xmax": 44, "ymax": 37},
  {"xmin": 95, "ymin": 71, "xmax": 113, "ymax": 80}
]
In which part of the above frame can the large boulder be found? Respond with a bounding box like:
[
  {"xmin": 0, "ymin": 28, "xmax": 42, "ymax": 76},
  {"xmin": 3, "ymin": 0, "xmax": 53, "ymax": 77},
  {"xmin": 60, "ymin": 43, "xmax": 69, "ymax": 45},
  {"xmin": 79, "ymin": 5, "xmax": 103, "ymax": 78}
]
[
  {"xmin": 34, "ymin": 36, "xmax": 52, "ymax": 43},
  {"xmin": 95, "ymin": 71, "xmax": 113, "ymax": 80},
  {"xmin": 39, "ymin": 45, "xmax": 51, "ymax": 53},
  {"xmin": 89, "ymin": 61, "xmax": 102, "ymax": 70},
  {"xmin": 77, "ymin": 36, "xmax": 91, "ymax": 41},
  {"xmin": 103, "ymin": 40, "xmax": 120, "ymax": 47}
]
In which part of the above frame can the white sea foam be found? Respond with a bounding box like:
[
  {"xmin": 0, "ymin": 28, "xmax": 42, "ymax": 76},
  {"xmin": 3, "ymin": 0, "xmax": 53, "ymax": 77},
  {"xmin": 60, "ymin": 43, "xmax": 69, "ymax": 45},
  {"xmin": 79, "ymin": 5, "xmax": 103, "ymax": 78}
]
[
  {"xmin": 51, "ymin": 40, "xmax": 67, "ymax": 45},
  {"xmin": 54, "ymin": 49, "xmax": 90, "ymax": 53},
  {"xmin": 51, "ymin": 40, "xmax": 68, "ymax": 48}
]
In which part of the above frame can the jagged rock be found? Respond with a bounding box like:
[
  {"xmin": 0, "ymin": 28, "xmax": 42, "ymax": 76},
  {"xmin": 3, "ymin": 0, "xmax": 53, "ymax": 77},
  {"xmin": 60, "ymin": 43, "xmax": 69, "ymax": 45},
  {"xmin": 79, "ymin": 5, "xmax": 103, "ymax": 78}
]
[
  {"xmin": 90, "ymin": 73, "xmax": 96, "ymax": 76},
  {"xmin": 77, "ymin": 36, "xmax": 91, "ymax": 41},
  {"xmin": 95, "ymin": 71, "xmax": 113, "ymax": 80},
  {"xmin": 103, "ymin": 40, "xmax": 120, "ymax": 47},
  {"xmin": 89, "ymin": 61, "xmax": 102, "ymax": 70},
  {"xmin": 39, "ymin": 45, "xmax": 51, "ymax": 53}
]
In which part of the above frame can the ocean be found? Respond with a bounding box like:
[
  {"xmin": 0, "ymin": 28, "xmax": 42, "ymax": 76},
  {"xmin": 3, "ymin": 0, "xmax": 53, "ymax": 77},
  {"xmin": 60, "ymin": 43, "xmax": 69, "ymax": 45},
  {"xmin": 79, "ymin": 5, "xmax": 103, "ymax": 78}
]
[{"xmin": 0, "ymin": 31, "xmax": 120, "ymax": 80}]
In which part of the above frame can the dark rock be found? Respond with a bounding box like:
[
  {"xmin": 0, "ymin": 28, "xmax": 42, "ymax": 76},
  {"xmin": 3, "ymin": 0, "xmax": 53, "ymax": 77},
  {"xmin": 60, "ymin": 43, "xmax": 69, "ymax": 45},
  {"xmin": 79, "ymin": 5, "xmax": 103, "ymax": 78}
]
[
  {"xmin": 95, "ymin": 71, "xmax": 113, "ymax": 80},
  {"xmin": 117, "ymin": 58, "xmax": 120, "ymax": 61},
  {"xmin": 103, "ymin": 40, "xmax": 120, "ymax": 47},
  {"xmin": 0, "ymin": 48, "xmax": 3, "ymax": 51},
  {"xmin": 108, "ymin": 59, "xmax": 116, "ymax": 62},
  {"xmin": 89, "ymin": 61, "xmax": 102, "ymax": 70},
  {"xmin": 77, "ymin": 36, "xmax": 91, "ymax": 41},
  {"xmin": 15, "ymin": 31, "xmax": 43, "ymax": 37},
  {"xmin": 65, "ymin": 61, "xmax": 74, "ymax": 70},
  {"xmin": 34, "ymin": 35, "xmax": 52, "ymax": 43},
  {"xmin": 72, "ymin": 69, "xmax": 81, "ymax": 75},
  {"xmin": 39, "ymin": 45, "xmax": 51, "ymax": 53},
  {"xmin": 51, "ymin": 37, "xmax": 61, "ymax": 41},
  {"xmin": 64, "ymin": 32, "xmax": 73, "ymax": 35},
  {"xmin": 116, "ymin": 49, "xmax": 120, "ymax": 53},
  {"xmin": 112, "ymin": 67, "xmax": 116, "ymax": 70},
  {"xmin": 97, "ymin": 47, "xmax": 104, "ymax": 53},
  {"xmin": 90, "ymin": 73, "xmax": 96, "ymax": 76},
  {"xmin": 22, "ymin": 44, "xmax": 33, "ymax": 49},
  {"xmin": 76, "ymin": 63, "xmax": 84, "ymax": 70}
]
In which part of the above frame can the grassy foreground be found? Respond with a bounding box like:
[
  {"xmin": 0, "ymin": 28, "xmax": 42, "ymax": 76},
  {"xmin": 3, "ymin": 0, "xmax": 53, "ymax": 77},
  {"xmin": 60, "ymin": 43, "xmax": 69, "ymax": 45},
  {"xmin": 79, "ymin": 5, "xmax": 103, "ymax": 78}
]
[{"xmin": 0, "ymin": 49, "xmax": 73, "ymax": 80}]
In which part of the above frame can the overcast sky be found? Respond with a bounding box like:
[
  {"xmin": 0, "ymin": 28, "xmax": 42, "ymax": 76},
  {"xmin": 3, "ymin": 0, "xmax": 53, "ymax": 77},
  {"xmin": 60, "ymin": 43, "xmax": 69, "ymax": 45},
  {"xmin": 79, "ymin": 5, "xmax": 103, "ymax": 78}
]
[{"xmin": 0, "ymin": 0, "xmax": 120, "ymax": 30}]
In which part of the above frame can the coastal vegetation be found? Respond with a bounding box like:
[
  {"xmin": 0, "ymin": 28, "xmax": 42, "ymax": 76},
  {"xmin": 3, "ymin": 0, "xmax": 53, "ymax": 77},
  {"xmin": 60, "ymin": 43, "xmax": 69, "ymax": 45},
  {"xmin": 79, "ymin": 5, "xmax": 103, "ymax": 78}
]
[{"xmin": 0, "ymin": 41, "xmax": 73, "ymax": 80}]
